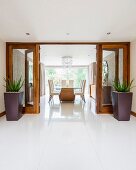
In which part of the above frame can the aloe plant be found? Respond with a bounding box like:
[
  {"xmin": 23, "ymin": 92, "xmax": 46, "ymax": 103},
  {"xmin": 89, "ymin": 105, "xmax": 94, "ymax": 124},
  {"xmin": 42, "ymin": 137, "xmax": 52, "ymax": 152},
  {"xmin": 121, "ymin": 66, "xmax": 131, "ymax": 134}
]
[
  {"xmin": 113, "ymin": 79, "xmax": 135, "ymax": 92},
  {"xmin": 4, "ymin": 77, "xmax": 24, "ymax": 92}
]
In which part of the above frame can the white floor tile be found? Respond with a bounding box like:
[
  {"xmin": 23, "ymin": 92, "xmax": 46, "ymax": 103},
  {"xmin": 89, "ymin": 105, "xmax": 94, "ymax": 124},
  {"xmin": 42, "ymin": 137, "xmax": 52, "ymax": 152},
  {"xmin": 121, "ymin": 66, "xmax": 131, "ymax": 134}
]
[{"xmin": 0, "ymin": 95, "xmax": 136, "ymax": 170}]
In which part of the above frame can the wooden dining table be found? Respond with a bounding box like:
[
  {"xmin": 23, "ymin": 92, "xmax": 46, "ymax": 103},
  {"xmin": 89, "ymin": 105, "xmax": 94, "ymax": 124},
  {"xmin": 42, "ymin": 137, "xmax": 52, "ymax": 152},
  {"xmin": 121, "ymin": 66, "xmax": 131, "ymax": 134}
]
[
  {"xmin": 58, "ymin": 87, "xmax": 81, "ymax": 102},
  {"xmin": 55, "ymin": 86, "xmax": 81, "ymax": 91}
]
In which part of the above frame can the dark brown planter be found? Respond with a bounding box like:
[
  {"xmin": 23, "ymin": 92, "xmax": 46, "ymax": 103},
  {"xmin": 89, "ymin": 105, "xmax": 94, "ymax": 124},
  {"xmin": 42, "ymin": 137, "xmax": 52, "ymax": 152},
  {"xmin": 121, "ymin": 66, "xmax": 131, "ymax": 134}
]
[
  {"xmin": 112, "ymin": 91, "xmax": 133, "ymax": 121},
  {"xmin": 4, "ymin": 92, "xmax": 24, "ymax": 121}
]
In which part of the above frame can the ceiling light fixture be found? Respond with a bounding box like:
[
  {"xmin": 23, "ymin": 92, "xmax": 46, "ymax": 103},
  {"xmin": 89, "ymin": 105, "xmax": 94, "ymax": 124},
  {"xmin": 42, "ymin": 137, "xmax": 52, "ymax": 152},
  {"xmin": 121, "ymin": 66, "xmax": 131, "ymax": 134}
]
[
  {"xmin": 26, "ymin": 33, "xmax": 30, "ymax": 36},
  {"xmin": 107, "ymin": 32, "xmax": 111, "ymax": 35},
  {"xmin": 62, "ymin": 56, "xmax": 73, "ymax": 67}
]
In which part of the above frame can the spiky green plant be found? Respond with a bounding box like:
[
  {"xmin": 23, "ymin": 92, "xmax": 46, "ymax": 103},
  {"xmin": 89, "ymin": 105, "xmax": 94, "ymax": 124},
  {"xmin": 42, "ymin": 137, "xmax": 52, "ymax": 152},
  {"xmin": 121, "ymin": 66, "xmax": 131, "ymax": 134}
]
[
  {"xmin": 3, "ymin": 77, "xmax": 24, "ymax": 92},
  {"xmin": 113, "ymin": 79, "xmax": 135, "ymax": 92}
]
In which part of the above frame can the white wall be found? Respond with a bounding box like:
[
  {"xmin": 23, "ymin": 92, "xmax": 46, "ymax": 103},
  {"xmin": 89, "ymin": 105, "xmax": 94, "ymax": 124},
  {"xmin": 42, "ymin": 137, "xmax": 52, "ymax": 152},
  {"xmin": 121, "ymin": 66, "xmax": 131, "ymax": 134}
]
[
  {"xmin": 0, "ymin": 39, "xmax": 6, "ymax": 113},
  {"xmin": 130, "ymin": 41, "xmax": 136, "ymax": 112}
]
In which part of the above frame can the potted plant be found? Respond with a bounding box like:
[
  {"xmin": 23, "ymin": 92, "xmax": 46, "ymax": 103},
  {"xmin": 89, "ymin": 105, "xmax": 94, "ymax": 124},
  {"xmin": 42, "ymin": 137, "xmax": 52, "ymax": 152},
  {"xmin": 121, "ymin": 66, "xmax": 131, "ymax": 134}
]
[
  {"xmin": 112, "ymin": 80, "xmax": 134, "ymax": 121},
  {"xmin": 4, "ymin": 77, "xmax": 24, "ymax": 121}
]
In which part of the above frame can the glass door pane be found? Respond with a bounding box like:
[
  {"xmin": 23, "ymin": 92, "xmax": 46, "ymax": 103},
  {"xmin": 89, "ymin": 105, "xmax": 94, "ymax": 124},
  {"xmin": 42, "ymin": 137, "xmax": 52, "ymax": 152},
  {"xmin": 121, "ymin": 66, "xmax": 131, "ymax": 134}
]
[
  {"xmin": 13, "ymin": 49, "xmax": 27, "ymax": 107},
  {"xmin": 102, "ymin": 50, "xmax": 115, "ymax": 106},
  {"xmin": 25, "ymin": 50, "xmax": 34, "ymax": 107},
  {"xmin": 13, "ymin": 49, "xmax": 34, "ymax": 110},
  {"xmin": 119, "ymin": 48, "xmax": 123, "ymax": 83}
]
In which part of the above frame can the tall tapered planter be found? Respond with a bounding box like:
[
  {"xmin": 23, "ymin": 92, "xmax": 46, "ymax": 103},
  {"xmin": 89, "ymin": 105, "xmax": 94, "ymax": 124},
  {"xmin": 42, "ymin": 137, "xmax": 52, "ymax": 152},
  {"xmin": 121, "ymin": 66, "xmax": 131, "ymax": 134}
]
[
  {"xmin": 4, "ymin": 92, "xmax": 24, "ymax": 121},
  {"xmin": 112, "ymin": 91, "xmax": 133, "ymax": 121}
]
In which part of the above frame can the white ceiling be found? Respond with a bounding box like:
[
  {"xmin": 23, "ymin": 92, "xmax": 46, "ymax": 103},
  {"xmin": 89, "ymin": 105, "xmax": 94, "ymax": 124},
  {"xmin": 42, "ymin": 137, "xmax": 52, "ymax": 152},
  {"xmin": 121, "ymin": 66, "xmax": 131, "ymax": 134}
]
[
  {"xmin": 40, "ymin": 45, "xmax": 96, "ymax": 66},
  {"xmin": 0, "ymin": 0, "xmax": 136, "ymax": 42}
]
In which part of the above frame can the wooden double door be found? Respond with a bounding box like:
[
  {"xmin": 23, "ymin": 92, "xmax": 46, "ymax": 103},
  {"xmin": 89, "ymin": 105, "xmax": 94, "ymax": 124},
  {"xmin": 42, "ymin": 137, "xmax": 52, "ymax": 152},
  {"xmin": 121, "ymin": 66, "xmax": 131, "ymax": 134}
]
[{"xmin": 6, "ymin": 43, "xmax": 130, "ymax": 114}]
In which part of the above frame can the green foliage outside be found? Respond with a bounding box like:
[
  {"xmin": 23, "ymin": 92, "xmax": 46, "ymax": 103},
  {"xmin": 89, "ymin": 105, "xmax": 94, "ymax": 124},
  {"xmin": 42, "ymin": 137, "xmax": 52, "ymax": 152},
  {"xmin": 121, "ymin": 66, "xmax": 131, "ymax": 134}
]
[
  {"xmin": 46, "ymin": 68, "xmax": 56, "ymax": 80},
  {"xmin": 75, "ymin": 68, "xmax": 86, "ymax": 87},
  {"xmin": 46, "ymin": 67, "xmax": 87, "ymax": 88}
]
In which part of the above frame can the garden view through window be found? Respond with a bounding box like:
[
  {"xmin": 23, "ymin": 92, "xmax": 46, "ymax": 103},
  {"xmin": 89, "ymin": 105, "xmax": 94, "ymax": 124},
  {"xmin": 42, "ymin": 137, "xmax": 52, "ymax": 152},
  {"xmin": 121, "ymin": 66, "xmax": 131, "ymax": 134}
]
[{"xmin": 45, "ymin": 67, "xmax": 89, "ymax": 94}]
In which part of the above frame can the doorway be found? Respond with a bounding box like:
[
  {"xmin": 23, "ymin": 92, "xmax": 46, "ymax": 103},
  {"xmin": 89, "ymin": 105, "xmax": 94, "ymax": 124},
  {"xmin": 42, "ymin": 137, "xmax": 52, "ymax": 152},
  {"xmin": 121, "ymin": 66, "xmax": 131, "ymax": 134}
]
[
  {"xmin": 6, "ymin": 42, "xmax": 130, "ymax": 114},
  {"xmin": 39, "ymin": 45, "xmax": 96, "ymax": 103}
]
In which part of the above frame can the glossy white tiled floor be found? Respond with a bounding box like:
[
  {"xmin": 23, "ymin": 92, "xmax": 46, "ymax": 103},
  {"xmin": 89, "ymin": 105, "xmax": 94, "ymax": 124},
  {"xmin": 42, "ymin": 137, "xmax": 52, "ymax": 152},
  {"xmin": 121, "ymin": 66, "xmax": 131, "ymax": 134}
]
[{"xmin": 0, "ymin": 96, "xmax": 136, "ymax": 170}]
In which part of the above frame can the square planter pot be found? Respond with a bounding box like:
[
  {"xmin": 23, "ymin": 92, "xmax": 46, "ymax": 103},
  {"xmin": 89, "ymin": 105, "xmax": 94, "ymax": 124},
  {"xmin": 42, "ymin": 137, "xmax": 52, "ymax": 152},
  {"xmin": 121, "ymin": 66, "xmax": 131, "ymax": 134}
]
[
  {"xmin": 4, "ymin": 92, "xmax": 24, "ymax": 121},
  {"xmin": 112, "ymin": 91, "xmax": 133, "ymax": 121}
]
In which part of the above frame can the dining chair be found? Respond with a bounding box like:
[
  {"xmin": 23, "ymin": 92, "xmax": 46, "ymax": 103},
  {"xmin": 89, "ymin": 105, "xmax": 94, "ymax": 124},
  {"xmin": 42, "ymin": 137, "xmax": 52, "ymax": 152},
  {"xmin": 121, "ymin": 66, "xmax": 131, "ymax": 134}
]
[
  {"xmin": 68, "ymin": 80, "xmax": 74, "ymax": 88},
  {"xmin": 61, "ymin": 80, "xmax": 67, "ymax": 88},
  {"xmin": 75, "ymin": 80, "xmax": 86, "ymax": 102},
  {"xmin": 74, "ymin": 80, "xmax": 83, "ymax": 93},
  {"xmin": 48, "ymin": 80, "xmax": 60, "ymax": 103},
  {"xmin": 80, "ymin": 80, "xmax": 84, "ymax": 89}
]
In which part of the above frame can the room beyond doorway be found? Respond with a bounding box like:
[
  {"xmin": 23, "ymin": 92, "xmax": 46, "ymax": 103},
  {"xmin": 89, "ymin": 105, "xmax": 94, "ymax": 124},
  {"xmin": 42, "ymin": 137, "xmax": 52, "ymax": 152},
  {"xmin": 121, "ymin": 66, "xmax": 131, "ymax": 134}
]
[{"xmin": 39, "ymin": 45, "xmax": 96, "ymax": 102}]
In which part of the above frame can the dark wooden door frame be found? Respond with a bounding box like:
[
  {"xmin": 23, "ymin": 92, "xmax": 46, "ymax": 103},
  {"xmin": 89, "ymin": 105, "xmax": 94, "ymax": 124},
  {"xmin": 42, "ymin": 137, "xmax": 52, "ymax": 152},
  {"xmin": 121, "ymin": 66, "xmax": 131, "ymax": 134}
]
[{"xmin": 6, "ymin": 42, "xmax": 130, "ymax": 114}]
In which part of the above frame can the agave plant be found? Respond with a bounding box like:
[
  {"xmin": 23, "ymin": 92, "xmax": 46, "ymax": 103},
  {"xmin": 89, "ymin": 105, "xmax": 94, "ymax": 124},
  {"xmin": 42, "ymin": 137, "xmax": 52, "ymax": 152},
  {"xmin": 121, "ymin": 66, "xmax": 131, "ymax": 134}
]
[
  {"xmin": 113, "ymin": 79, "xmax": 135, "ymax": 92},
  {"xmin": 4, "ymin": 76, "xmax": 24, "ymax": 92}
]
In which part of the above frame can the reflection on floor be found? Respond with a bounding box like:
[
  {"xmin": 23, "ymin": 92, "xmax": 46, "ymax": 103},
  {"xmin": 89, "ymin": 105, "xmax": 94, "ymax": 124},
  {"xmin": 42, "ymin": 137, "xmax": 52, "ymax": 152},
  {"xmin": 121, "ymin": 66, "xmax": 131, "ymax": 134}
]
[
  {"xmin": 0, "ymin": 95, "xmax": 136, "ymax": 170},
  {"xmin": 43, "ymin": 96, "xmax": 87, "ymax": 124}
]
